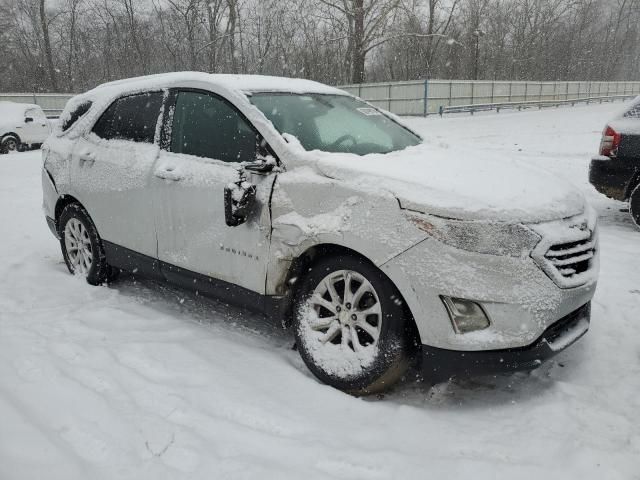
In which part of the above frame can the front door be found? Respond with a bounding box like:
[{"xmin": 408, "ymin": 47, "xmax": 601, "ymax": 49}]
[
  {"xmin": 69, "ymin": 91, "xmax": 164, "ymax": 258},
  {"xmin": 152, "ymin": 89, "xmax": 275, "ymax": 294}
]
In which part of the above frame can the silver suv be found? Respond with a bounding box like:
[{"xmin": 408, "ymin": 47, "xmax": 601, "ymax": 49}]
[{"xmin": 42, "ymin": 72, "xmax": 598, "ymax": 394}]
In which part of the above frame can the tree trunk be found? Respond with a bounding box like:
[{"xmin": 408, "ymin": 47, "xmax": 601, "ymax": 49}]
[
  {"xmin": 39, "ymin": 0, "xmax": 58, "ymax": 91},
  {"xmin": 351, "ymin": 0, "xmax": 365, "ymax": 83},
  {"xmin": 208, "ymin": 1, "xmax": 221, "ymax": 73},
  {"xmin": 227, "ymin": 0, "xmax": 238, "ymax": 73}
]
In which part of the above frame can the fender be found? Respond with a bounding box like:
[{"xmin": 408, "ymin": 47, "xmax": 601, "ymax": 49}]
[{"xmin": 265, "ymin": 173, "xmax": 428, "ymax": 296}]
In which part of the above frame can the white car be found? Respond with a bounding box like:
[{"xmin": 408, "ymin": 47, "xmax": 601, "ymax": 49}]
[
  {"xmin": 0, "ymin": 101, "xmax": 51, "ymax": 153},
  {"xmin": 42, "ymin": 72, "xmax": 599, "ymax": 394}
]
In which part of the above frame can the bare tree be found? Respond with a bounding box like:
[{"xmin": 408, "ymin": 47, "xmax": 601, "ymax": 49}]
[
  {"xmin": 2, "ymin": 0, "xmax": 640, "ymax": 92},
  {"xmin": 39, "ymin": 0, "xmax": 58, "ymax": 90}
]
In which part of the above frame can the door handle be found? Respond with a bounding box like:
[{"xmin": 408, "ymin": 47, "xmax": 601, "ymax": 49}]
[
  {"xmin": 79, "ymin": 151, "xmax": 95, "ymax": 166},
  {"xmin": 154, "ymin": 167, "xmax": 183, "ymax": 181}
]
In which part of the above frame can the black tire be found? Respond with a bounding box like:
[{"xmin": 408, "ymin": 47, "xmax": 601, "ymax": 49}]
[
  {"xmin": 630, "ymin": 184, "xmax": 640, "ymax": 229},
  {"xmin": 0, "ymin": 134, "xmax": 21, "ymax": 154},
  {"xmin": 58, "ymin": 203, "xmax": 118, "ymax": 285},
  {"xmin": 292, "ymin": 254, "xmax": 412, "ymax": 395}
]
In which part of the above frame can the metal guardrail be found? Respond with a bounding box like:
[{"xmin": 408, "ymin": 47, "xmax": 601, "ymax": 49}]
[
  {"xmin": 339, "ymin": 80, "xmax": 640, "ymax": 116},
  {"xmin": 438, "ymin": 94, "xmax": 637, "ymax": 116},
  {"xmin": 43, "ymin": 110, "xmax": 62, "ymax": 119}
]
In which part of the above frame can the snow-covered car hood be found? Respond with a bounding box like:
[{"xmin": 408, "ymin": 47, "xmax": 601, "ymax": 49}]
[{"xmin": 310, "ymin": 142, "xmax": 586, "ymax": 223}]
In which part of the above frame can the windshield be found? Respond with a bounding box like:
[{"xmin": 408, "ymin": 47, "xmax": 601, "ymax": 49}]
[{"xmin": 249, "ymin": 93, "xmax": 421, "ymax": 155}]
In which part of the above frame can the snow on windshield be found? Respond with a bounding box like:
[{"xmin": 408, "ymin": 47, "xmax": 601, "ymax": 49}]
[{"xmin": 250, "ymin": 93, "xmax": 421, "ymax": 155}]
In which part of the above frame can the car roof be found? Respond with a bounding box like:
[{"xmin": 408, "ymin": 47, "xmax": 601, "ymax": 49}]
[
  {"xmin": 87, "ymin": 72, "xmax": 347, "ymax": 98},
  {"xmin": 0, "ymin": 101, "xmax": 40, "ymax": 114}
]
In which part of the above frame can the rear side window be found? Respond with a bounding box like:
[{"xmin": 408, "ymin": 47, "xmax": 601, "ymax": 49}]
[
  {"xmin": 92, "ymin": 92, "xmax": 163, "ymax": 143},
  {"xmin": 169, "ymin": 90, "xmax": 257, "ymax": 162},
  {"xmin": 62, "ymin": 101, "xmax": 92, "ymax": 132}
]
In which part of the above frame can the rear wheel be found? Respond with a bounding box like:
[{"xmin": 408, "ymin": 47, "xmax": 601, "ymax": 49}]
[
  {"xmin": 0, "ymin": 135, "xmax": 20, "ymax": 154},
  {"xmin": 292, "ymin": 254, "xmax": 412, "ymax": 395},
  {"xmin": 630, "ymin": 184, "xmax": 640, "ymax": 229},
  {"xmin": 58, "ymin": 203, "xmax": 117, "ymax": 285}
]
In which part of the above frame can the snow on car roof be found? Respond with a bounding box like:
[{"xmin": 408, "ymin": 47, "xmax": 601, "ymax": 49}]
[
  {"xmin": 87, "ymin": 72, "xmax": 346, "ymax": 97},
  {"xmin": 0, "ymin": 101, "xmax": 40, "ymax": 115},
  {"xmin": 57, "ymin": 72, "xmax": 350, "ymax": 139}
]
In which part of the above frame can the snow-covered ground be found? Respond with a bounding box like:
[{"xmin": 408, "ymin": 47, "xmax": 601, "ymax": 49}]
[{"xmin": 1, "ymin": 102, "xmax": 639, "ymax": 479}]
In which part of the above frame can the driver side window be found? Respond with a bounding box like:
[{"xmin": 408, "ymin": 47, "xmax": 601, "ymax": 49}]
[{"xmin": 170, "ymin": 91, "xmax": 257, "ymax": 163}]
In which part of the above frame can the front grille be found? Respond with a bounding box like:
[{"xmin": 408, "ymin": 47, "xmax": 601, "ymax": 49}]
[{"xmin": 544, "ymin": 233, "xmax": 596, "ymax": 279}]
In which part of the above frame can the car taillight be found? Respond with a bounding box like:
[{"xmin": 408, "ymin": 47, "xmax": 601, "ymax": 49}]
[{"xmin": 599, "ymin": 125, "xmax": 621, "ymax": 157}]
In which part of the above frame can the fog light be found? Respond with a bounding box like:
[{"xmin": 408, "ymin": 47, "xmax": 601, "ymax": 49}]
[{"xmin": 441, "ymin": 296, "xmax": 490, "ymax": 334}]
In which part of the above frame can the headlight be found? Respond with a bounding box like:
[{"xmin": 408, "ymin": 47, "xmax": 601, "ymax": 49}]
[{"xmin": 408, "ymin": 213, "xmax": 541, "ymax": 257}]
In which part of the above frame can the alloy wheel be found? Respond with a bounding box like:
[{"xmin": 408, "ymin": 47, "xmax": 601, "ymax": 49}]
[
  {"xmin": 305, "ymin": 269, "xmax": 383, "ymax": 353},
  {"xmin": 64, "ymin": 218, "xmax": 93, "ymax": 275}
]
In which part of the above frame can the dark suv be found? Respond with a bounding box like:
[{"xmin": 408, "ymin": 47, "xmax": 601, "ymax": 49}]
[{"xmin": 589, "ymin": 99, "xmax": 640, "ymax": 227}]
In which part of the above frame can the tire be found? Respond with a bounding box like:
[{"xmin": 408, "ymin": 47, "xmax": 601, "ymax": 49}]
[
  {"xmin": 292, "ymin": 254, "xmax": 412, "ymax": 395},
  {"xmin": 0, "ymin": 134, "xmax": 21, "ymax": 154},
  {"xmin": 58, "ymin": 203, "xmax": 118, "ymax": 285},
  {"xmin": 630, "ymin": 184, "xmax": 640, "ymax": 229}
]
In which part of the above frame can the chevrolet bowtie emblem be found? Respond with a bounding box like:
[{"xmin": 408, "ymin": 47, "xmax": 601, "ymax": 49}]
[{"xmin": 570, "ymin": 221, "xmax": 589, "ymax": 231}]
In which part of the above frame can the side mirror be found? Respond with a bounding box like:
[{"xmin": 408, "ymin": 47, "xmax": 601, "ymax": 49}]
[
  {"xmin": 224, "ymin": 180, "xmax": 257, "ymax": 227},
  {"xmin": 25, "ymin": 117, "xmax": 34, "ymax": 123},
  {"xmin": 244, "ymin": 160, "xmax": 274, "ymax": 174},
  {"xmin": 244, "ymin": 136, "xmax": 275, "ymax": 174}
]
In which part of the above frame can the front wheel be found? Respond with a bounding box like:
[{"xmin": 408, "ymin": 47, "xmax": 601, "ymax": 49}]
[
  {"xmin": 629, "ymin": 184, "xmax": 640, "ymax": 229},
  {"xmin": 292, "ymin": 255, "xmax": 412, "ymax": 395},
  {"xmin": 58, "ymin": 203, "xmax": 117, "ymax": 285},
  {"xmin": 0, "ymin": 135, "xmax": 20, "ymax": 154}
]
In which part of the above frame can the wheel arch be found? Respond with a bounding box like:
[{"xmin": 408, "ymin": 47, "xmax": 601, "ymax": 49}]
[
  {"xmin": 625, "ymin": 169, "xmax": 640, "ymax": 200},
  {"xmin": 280, "ymin": 242, "xmax": 422, "ymax": 346},
  {"xmin": 54, "ymin": 195, "xmax": 84, "ymax": 233},
  {"xmin": 1, "ymin": 132, "xmax": 22, "ymax": 147}
]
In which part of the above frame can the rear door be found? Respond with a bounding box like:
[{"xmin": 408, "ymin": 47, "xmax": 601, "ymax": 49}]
[
  {"xmin": 69, "ymin": 91, "xmax": 164, "ymax": 258},
  {"xmin": 152, "ymin": 89, "xmax": 275, "ymax": 294}
]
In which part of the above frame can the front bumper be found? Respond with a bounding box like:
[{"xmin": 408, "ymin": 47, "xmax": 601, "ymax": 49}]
[
  {"xmin": 421, "ymin": 302, "xmax": 590, "ymax": 379},
  {"xmin": 380, "ymin": 210, "xmax": 598, "ymax": 352},
  {"xmin": 589, "ymin": 155, "xmax": 639, "ymax": 201}
]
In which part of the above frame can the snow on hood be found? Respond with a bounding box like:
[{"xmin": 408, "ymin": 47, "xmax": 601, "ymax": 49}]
[{"xmin": 301, "ymin": 142, "xmax": 585, "ymax": 223}]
